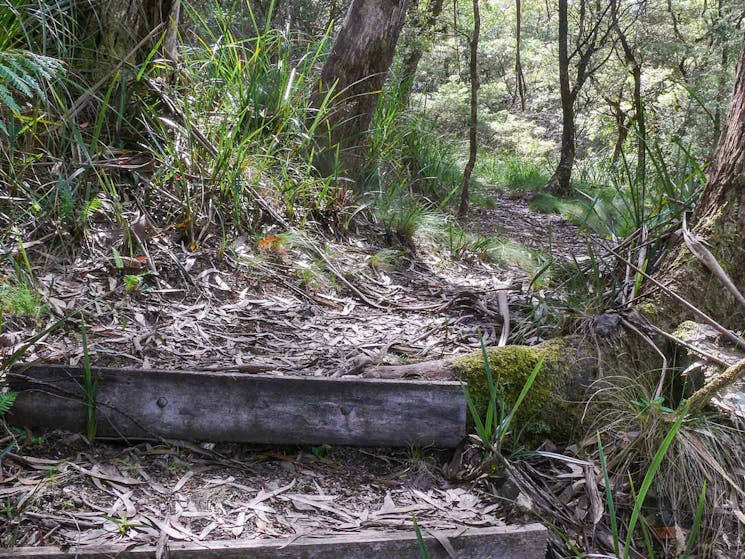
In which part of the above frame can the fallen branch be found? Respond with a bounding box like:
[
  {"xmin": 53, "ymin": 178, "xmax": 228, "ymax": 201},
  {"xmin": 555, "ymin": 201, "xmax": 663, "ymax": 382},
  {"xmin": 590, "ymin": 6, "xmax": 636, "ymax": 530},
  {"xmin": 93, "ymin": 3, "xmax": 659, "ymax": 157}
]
[
  {"xmin": 683, "ymin": 212, "xmax": 745, "ymax": 312},
  {"xmin": 686, "ymin": 356, "xmax": 745, "ymax": 414},
  {"xmin": 604, "ymin": 244, "xmax": 745, "ymax": 351}
]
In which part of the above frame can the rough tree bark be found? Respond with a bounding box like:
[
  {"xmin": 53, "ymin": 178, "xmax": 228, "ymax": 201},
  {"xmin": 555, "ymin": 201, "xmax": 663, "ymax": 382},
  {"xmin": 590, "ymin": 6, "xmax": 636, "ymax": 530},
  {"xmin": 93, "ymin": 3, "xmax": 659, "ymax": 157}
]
[
  {"xmin": 653, "ymin": 40, "xmax": 745, "ymax": 331},
  {"xmin": 91, "ymin": 0, "xmax": 180, "ymax": 65},
  {"xmin": 712, "ymin": 0, "xmax": 730, "ymax": 146},
  {"xmin": 317, "ymin": 0, "xmax": 410, "ymax": 171},
  {"xmin": 459, "ymin": 0, "xmax": 480, "ymax": 217}
]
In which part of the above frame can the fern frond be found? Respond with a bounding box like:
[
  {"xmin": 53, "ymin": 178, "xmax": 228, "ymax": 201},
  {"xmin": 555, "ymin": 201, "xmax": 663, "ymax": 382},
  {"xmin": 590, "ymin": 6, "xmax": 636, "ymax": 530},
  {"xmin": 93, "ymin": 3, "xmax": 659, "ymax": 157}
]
[
  {"xmin": 0, "ymin": 81, "xmax": 21, "ymax": 113},
  {"xmin": 0, "ymin": 49, "xmax": 65, "ymax": 135},
  {"xmin": 0, "ymin": 59, "xmax": 34, "ymax": 97},
  {"xmin": 28, "ymin": 53, "xmax": 65, "ymax": 82},
  {"xmin": 0, "ymin": 50, "xmax": 65, "ymax": 99},
  {"xmin": 0, "ymin": 392, "xmax": 17, "ymax": 415},
  {"xmin": 7, "ymin": 55, "xmax": 43, "ymax": 96}
]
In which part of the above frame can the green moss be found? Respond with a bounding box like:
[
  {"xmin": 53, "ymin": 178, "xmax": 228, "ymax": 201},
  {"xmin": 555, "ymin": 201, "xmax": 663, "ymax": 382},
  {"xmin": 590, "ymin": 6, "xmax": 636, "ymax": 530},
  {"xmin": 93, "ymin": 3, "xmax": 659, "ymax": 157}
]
[
  {"xmin": 452, "ymin": 339, "xmax": 583, "ymax": 446},
  {"xmin": 672, "ymin": 320, "xmax": 702, "ymax": 340}
]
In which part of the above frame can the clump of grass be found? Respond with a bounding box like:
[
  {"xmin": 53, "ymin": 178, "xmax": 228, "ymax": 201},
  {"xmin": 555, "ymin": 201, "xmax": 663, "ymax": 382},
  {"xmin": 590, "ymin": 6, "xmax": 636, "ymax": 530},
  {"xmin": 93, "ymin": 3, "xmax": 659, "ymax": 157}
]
[
  {"xmin": 486, "ymin": 237, "xmax": 544, "ymax": 273},
  {"xmin": 372, "ymin": 185, "xmax": 444, "ymax": 245},
  {"xmin": 477, "ymin": 153, "xmax": 549, "ymax": 192},
  {"xmin": 363, "ymin": 83, "xmax": 462, "ymax": 205},
  {"xmin": 583, "ymin": 371, "xmax": 744, "ymax": 558},
  {"xmin": 128, "ymin": 2, "xmax": 341, "ymax": 243},
  {"xmin": 437, "ymin": 222, "xmax": 542, "ymax": 272},
  {"xmin": 527, "ymin": 192, "xmax": 584, "ymax": 217},
  {"xmin": 399, "ymin": 115, "xmax": 463, "ymax": 202}
]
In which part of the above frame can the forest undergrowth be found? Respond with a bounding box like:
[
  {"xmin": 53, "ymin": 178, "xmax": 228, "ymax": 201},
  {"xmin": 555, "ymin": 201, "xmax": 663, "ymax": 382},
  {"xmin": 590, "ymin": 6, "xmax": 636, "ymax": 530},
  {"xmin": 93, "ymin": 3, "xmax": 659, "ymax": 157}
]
[{"xmin": 1, "ymin": 1, "xmax": 744, "ymax": 558}]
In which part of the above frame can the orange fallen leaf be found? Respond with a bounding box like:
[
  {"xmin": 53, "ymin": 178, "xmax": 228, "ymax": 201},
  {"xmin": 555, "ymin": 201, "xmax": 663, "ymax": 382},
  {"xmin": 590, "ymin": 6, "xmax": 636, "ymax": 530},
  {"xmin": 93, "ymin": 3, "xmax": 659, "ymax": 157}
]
[{"xmin": 258, "ymin": 235, "xmax": 278, "ymax": 249}]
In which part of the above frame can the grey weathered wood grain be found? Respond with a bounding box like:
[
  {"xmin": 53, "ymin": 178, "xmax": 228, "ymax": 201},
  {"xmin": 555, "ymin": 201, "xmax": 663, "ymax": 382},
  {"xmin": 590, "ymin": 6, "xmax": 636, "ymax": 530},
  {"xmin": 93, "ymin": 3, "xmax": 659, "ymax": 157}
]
[
  {"xmin": 7, "ymin": 364, "xmax": 466, "ymax": 447},
  {"xmin": 0, "ymin": 525, "xmax": 547, "ymax": 559}
]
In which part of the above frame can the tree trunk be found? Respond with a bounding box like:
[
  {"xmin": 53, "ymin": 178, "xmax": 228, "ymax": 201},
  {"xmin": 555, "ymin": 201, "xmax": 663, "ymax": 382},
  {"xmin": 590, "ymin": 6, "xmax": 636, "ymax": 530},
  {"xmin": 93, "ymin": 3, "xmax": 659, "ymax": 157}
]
[
  {"xmin": 72, "ymin": 0, "xmax": 179, "ymax": 137},
  {"xmin": 546, "ymin": 0, "xmax": 574, "ymax": 195},
  {"xmin": 317, "ymin": 0, "xmax": 410, "ymax": 172},
  {"xmin": 397, "ymin": 0, "xmax": 445, "ymax": 108},
  {"xmin": 653, "ymin": 42, "xmax": 745, "ymax": 330},
  {"xmin": 513, "ymin": 0, "xmax": 527, "ymax": 111},
  {"xmin": 92, "ymin": 0, "xmax": 179, "ymax": 65},
  {"xmin": 609, "ymin": 97, "xmax": 631, "ymax": 166},
  {"xmin": 616, "ymin": 23, "xmax": 645, "ymax": 184},
  {"xmin": 548, "ymin": 99, "xmax": 576, "ymax": 195},
  {"xmin": 459, "ymin": 0, "xmax": 480, "ymax": 217},
  {"xmin": 547, "ymin": 0, "xmax": 613, "ymax": 195},
  {"xmin": 713, "ymin": 0, "xmax": 729, "ymax": 147},
  {"xmin": 695, "ymin": 47, "xmax": 745, "ymax": 225},
  {"xmin": 630, "ymin": 62, "xmax": 645, "ymax": 182}
]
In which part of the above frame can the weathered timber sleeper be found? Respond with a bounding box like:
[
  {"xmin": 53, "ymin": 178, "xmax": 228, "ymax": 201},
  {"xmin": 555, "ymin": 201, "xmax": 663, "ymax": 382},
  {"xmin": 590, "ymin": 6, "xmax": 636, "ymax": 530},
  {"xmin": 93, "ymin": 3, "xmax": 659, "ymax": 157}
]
[
  {"xmin": 7, "ymin": 364, "xmax": 466, "ymax": 447},
  {"xmin": 0, "ymin": 525, "xmax": 548, "ymax": 559}
]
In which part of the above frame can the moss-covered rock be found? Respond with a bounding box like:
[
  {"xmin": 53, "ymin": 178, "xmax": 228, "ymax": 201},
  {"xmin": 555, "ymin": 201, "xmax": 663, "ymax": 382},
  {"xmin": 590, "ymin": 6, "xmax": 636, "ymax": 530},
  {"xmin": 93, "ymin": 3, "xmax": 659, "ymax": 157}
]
[
  {"xmin": 451, "ymin": 337, "xmax": 594, "ymax": 446},
  {"xmin": 365, "ymin": 326, "xmax": 659, "ymax": 446}
]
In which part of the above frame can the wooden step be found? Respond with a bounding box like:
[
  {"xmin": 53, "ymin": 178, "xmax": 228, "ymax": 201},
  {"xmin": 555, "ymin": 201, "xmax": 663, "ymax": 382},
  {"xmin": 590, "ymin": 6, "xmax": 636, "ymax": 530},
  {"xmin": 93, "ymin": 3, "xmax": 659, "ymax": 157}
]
[
  {"xmin": 7, "ymin": 364, "xmax": 466, "ymax": 447},
  {"xmin": 0, "ymin": 525, "xmax": 548, "ymax": 559}
]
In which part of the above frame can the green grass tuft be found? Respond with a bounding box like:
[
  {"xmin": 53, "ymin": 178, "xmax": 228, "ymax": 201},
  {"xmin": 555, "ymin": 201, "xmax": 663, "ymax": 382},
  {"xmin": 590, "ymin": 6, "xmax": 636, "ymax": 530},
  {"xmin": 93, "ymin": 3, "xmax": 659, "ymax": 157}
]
[{"xmin": 476, "ymin": 153, "xmax": 549, "ymax": 192}]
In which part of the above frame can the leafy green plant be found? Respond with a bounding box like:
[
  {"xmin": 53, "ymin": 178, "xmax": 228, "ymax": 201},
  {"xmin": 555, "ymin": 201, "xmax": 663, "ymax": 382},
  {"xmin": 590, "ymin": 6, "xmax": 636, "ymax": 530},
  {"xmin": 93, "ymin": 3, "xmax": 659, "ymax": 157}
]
[
  {"xmin": 311, "ymin": 444, "xmax": 332, "ymax": 459},
  {"xmin": 462, "ymin": 335, "xmax": 544, "ymax": 454},
  {"xmin": 0, "ymin": 49, "xmax": 65, "ymax": 135},
  {"xmin": 0, "ymin": 392, "xmax": 16, "ymax": 416},
  {"xmin": 0, "ymin": 280, "xmax": 39, "ymax": 316},
  {"xmin": 103, "ymin": 512, "xmax": 146, "ymax": 535},
  {"xmin": 369, "ymin": 248, "xmax": 403, "ymax": 272},
  {"xmin": 123, "ymin": 274, "xmax": 143, "ymax": 293}
]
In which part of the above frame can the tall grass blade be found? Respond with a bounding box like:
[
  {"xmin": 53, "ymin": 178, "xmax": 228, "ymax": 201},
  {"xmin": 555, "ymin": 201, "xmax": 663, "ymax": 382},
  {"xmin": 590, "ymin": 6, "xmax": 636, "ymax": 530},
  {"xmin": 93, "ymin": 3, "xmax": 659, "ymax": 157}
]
[
  {"xmin": 597, "ymin": 433, "xmax": 619, "ymax": 556},
  {"xmin": 498, "ymin": 357, "xmax": 543, "ymax": 446},
  {"xmin": 412, "ymin": 516, "xmax": 429, "ymax": 558},
  {"xmin": 680, "ymin": 480, "xmax": 707, "ymax": 559},
  {"xmin": 480, "ymin": 335, "xmax": 498, "ymax": 440},
  {"xmin": 623, "ymin": 404, "xmax": 688, "ymax": 558}
]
